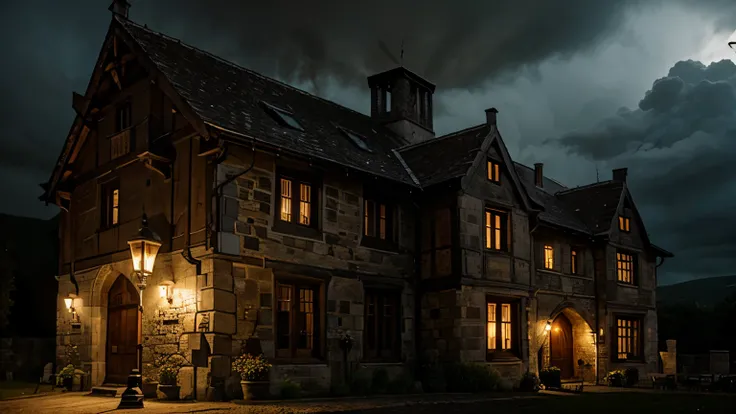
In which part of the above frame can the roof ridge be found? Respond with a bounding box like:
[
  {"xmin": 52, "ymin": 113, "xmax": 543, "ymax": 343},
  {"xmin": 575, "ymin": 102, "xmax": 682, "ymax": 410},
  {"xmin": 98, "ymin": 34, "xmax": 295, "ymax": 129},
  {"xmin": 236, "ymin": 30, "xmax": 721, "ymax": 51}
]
[
  {"xmin": 116, "ymin": 17, "xmax": 378, "ymax": 124},
  {"xmin": 556, "ymin": 180, "xmax": 619, "ymax": 195},
  {"xmin": 397, "ymin": 123, "xmax": 487, "ymax": 152}
]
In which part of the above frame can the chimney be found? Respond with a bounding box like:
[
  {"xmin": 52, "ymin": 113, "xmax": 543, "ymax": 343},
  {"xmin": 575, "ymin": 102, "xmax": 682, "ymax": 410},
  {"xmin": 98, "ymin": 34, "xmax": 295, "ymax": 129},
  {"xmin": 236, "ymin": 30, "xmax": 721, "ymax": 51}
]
[
  {"xmin": 612, "ymin": 168, "xmax": 628, "ymax": 183},
  {"xmin": 109, "ymin": 0, "xmax": 131, "ymax": 19},
  {"xmin": 534, "ymin": 163, "xmax": 544, "ymax": 188},
  {"xmin": 485, "ymin": 107, "xmax": 498, "ymax": 126}
]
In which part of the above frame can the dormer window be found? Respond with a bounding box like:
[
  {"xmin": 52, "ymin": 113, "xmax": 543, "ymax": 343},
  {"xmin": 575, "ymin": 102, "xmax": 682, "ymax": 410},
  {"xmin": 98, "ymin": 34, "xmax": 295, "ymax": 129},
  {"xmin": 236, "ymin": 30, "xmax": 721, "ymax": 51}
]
[
  {"xmin": 339, "ymin": 127, "xmax": 372, "ymax": 152},
  {"xmin": 262, "ymin": 102, "xmax": 304, "ymax": 131},
  {"xmin": 487, "ymin": 160, "xmax": 501, "ymax": 183},
  {"xmin": 619, "ymin": 215, "xmax": 631, "ymax": 232}
]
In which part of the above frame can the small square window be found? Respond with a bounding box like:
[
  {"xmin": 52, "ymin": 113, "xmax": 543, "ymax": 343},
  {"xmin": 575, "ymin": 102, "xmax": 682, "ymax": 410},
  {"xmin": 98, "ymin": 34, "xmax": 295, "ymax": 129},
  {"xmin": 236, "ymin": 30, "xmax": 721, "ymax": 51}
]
[
  {"xmin": 263, "ymin": 102, "xmax": 304, "ymax": 131},
  {"xmin": 487, "ymin": 160, "xmax": 501, "ymax": 183}
]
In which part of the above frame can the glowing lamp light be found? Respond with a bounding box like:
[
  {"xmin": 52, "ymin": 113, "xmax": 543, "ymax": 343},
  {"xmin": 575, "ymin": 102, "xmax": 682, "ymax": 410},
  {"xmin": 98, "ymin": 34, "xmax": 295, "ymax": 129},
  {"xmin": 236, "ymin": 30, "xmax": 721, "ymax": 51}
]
[
  {"xmin": 159, "ymin": 281, "xmax": 174, "ymax": 305},
  {"xmin": 545, "ymin": 321, "xmax": 552, "ymax": 332},
  {"xmin": 127, "ymin": 213, "xmax": 162, "ymax": 289},
  {"xmin": 64, "ymin": 297, "xmax": 74, "ymax": 312}
]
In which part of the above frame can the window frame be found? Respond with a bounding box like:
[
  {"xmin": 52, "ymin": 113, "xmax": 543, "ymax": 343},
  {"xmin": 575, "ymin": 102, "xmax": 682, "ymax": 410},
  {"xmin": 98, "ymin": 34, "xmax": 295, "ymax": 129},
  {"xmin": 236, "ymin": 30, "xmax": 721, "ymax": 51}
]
[
  {"xmin": 618, "ymin": 215, "xmax": 631, "ymax": 233},
  {"xmin": 362, "ymin": 193, "xmax": 398, "ymax": 251},
  {"xmin": 274, "ymin": 168, "xmax": 321, "ymax": 238},
  {"xmin": 363, "ymin": 288, "xmax": 402, "ymax": 362},
  {"xmin": 486, "ymin": 159, "xmax": 501, "ymax": 183},
  {"xmin": 275, "ymin": 278, "xmax": 323, "ymax": 361},
  {"xmin": 570, "ymin": 248, "xmax": 579, "ymax": 275},
  {"xmin": 100, "ymin": 179, "xmax": 120, "ymax": 230},
  {"xmin": 543, "ymin": 245, "xmax": 554, "ymax": 270},
  {"xmin": 484, "ymin": 209, "xmax": 509, "ymax": 252},
  {"xmin": 613, "ymin": 315, "xmax": 644, "ymax": 362},
  {"xmin": 486, "ymin": 297, "xmax": 520, "ymax": 361},
  {"xmin": 616, "ymin": 250, "xmax": 637, "ymax": 285},
  {"xmin": 115, "ymin": 101, "xmax": 132, "ymax": 133}
]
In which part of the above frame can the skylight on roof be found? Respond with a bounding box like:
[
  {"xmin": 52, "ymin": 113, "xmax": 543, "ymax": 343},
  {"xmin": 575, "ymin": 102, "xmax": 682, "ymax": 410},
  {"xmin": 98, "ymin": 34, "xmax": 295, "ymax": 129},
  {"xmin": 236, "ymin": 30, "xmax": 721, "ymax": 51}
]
[
  {"xmin": 262, "ymin": 102, "xmax": 304, "ymax": 131},
  {"xmin": 340, "ymin": 128, "xmax": 372, "ymax": 152}
]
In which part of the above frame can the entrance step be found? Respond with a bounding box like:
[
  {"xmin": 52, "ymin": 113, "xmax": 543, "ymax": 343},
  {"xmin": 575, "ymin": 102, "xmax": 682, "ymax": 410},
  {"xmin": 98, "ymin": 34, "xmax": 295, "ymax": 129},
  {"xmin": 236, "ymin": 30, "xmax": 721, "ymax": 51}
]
[
  {"xmin": 560, "ymin": 382, "xmax": 585, "ymax": 393},
  {"xmin": 90, "ymin": 385, "xmax": 126, "ymax": 397}
]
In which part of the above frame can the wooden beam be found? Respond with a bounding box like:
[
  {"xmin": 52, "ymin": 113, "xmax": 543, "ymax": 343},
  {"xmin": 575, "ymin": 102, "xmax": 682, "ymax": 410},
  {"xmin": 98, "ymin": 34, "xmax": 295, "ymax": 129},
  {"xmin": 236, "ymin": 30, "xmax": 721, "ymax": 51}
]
[{"xmin": 110, "ymin": 69, "xmax": 122, "ymax": 90}]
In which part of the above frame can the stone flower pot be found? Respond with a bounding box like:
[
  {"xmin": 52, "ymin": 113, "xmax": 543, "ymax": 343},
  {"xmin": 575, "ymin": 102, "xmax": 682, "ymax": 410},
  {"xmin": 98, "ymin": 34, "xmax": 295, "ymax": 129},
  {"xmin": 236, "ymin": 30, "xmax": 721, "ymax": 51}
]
[
  {"xmin": 141, "ymin": 381, "xmax": 159, "ymax": 398},
  {"xmin": 156, "ymin": 384, "xmax": 180, "ymax": 400},
  {"xmin": 240, "ymin": 381, "xmax": 270, "ymax": 401}
]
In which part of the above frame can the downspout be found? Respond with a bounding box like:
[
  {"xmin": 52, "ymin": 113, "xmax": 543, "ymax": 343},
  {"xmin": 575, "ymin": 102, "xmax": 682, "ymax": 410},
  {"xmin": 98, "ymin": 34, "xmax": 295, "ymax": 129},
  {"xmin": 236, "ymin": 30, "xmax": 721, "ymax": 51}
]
[
  {"xmin": 181, "ymin": 137, "xmax": 202, "ymax": 275},
  {"xmin": 68, "ymin": 202, "xmax": 80, "ymax": 296},
  {"xmin": 528, "ymin": 212, "xmax": 541, "ymax": 372}
]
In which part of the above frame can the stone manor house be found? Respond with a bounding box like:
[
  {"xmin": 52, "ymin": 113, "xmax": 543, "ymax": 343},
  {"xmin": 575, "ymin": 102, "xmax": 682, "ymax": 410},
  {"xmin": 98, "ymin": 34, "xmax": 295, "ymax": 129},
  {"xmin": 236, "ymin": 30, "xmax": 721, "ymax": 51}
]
[{"xmin": 42, "ymin": 2, "xmax": 673, "ymax": 397}]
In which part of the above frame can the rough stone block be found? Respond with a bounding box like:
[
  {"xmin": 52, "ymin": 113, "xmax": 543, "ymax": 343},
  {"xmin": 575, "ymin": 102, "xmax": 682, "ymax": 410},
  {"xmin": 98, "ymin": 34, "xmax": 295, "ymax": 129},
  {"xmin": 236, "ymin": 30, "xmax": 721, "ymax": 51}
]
[
  {"xmin": 210, "ymin": 355, "xmax": 232, "ymax": 378},
  {"xmin": 200, "ymin": 289, "xmax": 236, "ymax": 313},
  {"xmin": 211, "ymin": 312, "xmax": 237, "ymax": 335}
]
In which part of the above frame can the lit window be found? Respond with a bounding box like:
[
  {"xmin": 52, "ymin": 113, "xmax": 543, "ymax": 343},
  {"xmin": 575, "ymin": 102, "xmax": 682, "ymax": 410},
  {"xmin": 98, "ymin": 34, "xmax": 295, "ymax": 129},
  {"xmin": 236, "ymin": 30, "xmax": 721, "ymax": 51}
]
[
  {"xmin": 278, "ymin": 176, "xmax": 316, "ymax": 227},
  {"xmin": 485, "ymin": 210, "xmax": 507, "ymax": 251},
  {"xmin": 280, "ymin": 178, "xmax": 292, "ymax": 222},
  {"xmin": 617, "ymin": 251, "xmax": 635, "ymax": 284},
  {"xmin": 101, "ymin": 181, "xmax": 120, "ymax": 229},
  {"xmin": 619, "ymin": 216, "xmax": 631, "ymax": 232},
  {"xmin": 487, "ymin": 300, "xmax": 516, "ymax": 357},
  {"xmin": 340, "ymin": 128, "xmax": 372, "ymax": 152},
  {"xmin": 544, "ymin": 245, "xmax": 554, "ymax": 270},
  {"xmin": 112, "ymin": 189, "xmax": 119, "ymax": 226},
  {"xmin": 616, "ymin": 317, "xmax": 642, "ymax": 361},
  {"xmin": 263, "ymin": 102, "xmax": 304, "ymax": 131},
  {"xmin": 571, "ymin": 249, "xmax": 578, "ymax": 274},
  {"xmin": 487, "ymin": 160, "xmax": 501, "ymax": 183},
  {"xmin": 299, "ymin": 183, "xmax": 311, "ymax": 226}
]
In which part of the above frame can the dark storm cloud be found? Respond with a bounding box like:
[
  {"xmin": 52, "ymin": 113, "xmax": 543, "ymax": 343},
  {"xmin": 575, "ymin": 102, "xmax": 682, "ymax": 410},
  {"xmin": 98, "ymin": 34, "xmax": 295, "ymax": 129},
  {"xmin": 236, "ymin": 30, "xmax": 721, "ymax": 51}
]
[{"xmin": 553, "ymin": 59, "xmax": 736, "ymax": 283}]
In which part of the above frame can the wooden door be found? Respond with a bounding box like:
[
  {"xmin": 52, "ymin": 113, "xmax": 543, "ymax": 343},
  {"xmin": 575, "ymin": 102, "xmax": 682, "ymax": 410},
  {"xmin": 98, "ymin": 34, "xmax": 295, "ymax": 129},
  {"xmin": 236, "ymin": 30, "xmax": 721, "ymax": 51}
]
[
  {"xmin": 105, "ymin": 275, "xmax": 140, "ymax": 384},
  {"xmin": 549, "ymin": 313, "xmax": 574, "ymax": 379}
]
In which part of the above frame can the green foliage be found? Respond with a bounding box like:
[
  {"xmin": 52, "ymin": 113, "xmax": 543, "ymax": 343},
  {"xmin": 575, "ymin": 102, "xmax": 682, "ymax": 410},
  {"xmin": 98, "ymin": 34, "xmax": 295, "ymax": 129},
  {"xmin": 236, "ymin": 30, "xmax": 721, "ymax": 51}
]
[
  {"xmin": 518, "ymin": 371, "xmax": 540, "ymax": 392},
  {"xmin": 539, "ymin": 367, "xmax": 561, "ymax": 389},
  {"xmin": 606, "ymin": 370, "xmax": 626, "ymax": 387},
  {"xmin": 159, "ymin": 358, "xmax": 183, "ymax": 385},
  {"xmin": 279, "ymin": 377, "xmax": 301, "ymax": 399},
  {"xmin": 232, "ymin": 353, "xmax": 271, "ymax": 381},
  {"xmin": 370, "ymin": 368, "xmax": 390, "ymax": 393}
]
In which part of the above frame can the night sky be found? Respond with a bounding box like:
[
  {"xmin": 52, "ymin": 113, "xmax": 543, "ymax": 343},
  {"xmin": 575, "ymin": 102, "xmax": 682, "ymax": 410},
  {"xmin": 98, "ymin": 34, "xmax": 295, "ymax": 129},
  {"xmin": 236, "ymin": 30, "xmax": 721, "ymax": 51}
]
[{"xmin": 2, "ymin": 0, "xmax": 736, "ymax": 285}]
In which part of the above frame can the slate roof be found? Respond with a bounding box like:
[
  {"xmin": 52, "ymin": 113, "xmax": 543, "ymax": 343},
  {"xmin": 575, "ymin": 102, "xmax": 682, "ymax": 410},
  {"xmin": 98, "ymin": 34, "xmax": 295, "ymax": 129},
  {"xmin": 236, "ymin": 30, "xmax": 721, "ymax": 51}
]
[
  {"xmin": 116, "ymin": 17, "xmax": 416, "ymax": 186},
  {"xmin": 398, "ymin": 124, "xmax": 488, "ymax": 187}
]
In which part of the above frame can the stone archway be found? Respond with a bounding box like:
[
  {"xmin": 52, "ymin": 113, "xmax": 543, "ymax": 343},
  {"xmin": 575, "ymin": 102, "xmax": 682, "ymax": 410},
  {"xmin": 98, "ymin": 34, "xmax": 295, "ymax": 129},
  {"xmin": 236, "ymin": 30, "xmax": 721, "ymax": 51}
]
[
  {"xmin": 541, "ymin": 305, "xmax": 597, "ymax": 382},
  {"xmin": 88, "ymin": 265, "xmax": 141, "ymax": 386}
]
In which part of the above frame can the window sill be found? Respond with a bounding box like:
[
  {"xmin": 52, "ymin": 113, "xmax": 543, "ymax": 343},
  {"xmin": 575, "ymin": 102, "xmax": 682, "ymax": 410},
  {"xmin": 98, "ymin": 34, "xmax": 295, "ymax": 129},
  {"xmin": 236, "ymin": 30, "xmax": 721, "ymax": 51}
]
[
  {"xmin": 536, "ymin": 268, "xmax": 562, "ymax": 275},
  {"xmin": 361, "ymin": 360, "xmax": 403, "ymax": 366},
  {"xmin": 486, "ymin": 353, "xmax": 522, "ymax": 363},
  {"xmin": 616, "ymin": 282, "xmax": 639, "ymax": 289},
  {"xmin": 272, "ymin": 221, "xmax": 322, "ymax": 241},
  {"xmin": 361, "ymin": 237, "xmax": 399, "ymax": 253},
  {"xmin": 483, "ymin": 248, "xmax": 511, "ymax": 257}
]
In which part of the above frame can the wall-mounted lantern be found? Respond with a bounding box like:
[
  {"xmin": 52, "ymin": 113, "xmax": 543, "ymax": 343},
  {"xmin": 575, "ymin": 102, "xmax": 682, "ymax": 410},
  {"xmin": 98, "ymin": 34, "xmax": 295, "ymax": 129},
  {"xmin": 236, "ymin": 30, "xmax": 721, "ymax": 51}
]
[
  {"xmin": 64, "ymin": 294, "xmax": 80, "ymax": 324},
  {"xmin": 127, "ymin": 213, "xmax": 162, "ymax": 290},
  {"xmin": 545, "ymin": 321, "xmax": 552, "ymax": 332},
  {"xmin": 158, "ymin": 281, "xmax": 174, "ymax": 305}
]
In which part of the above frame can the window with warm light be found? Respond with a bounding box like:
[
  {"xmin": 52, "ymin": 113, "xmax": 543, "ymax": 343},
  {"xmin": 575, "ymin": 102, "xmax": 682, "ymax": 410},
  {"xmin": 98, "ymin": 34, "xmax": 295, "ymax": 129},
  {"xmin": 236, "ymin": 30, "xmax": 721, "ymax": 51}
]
[
  {"xmin": 277, "ymin": 174, "xmax": 317, "ymax": 230},
  {"xmin": 571, "ymin": 249, "xmax": 579, "ymax": 274},
  {"xmin": 544, "ymin": 245, "xmax": 554, "ymax": 270},
  {"xmin": 485, "ymin": 209, "xmax": 508, "ymax": 251},
  {"xmin": 619, "ymin": 216, "xmax": 631, "ymax": 232},
  {"xmin": 617, "ymin": 251, "xmax": 635, "ymax": 284},
  {"xmin": 615, "ymin": 316, "xmax": 642, "ymax": 361},
  {"xmin": 487, "ymin": 160, "xmax": 501, "ymax": 183},
  {"xmin": 364, "ymin": 289, "xmax": 400, "ymax": 361},
  {"xmin": 276, "ymin": 281, "xmax": 321, "ymax": 359},
  {"xmin": 101, "ymin": 180, "xmax": 120, "ymax": 229},
  {"xmin": 363, "ymin": 197, "xmax": 396, "ymax": 249},
  {"xmin": 487, "ymin": 299, "xmax": 517, "ymax": 359}
]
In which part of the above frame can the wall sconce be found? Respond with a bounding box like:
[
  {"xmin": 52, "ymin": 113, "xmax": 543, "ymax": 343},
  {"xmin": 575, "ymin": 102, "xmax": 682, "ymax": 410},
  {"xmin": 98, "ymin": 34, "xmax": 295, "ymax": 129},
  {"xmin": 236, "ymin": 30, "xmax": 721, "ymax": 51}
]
[
  {"xmin": 64, "ymin": 294, "xmax": 80, "ymax": 324},
  {"xmin": 545, "ymin": 321, "xmax": 552, "ymax": 332},
  {"xmin": 159, "ymin": 281, "xmax": 174, "ymax": 305}
]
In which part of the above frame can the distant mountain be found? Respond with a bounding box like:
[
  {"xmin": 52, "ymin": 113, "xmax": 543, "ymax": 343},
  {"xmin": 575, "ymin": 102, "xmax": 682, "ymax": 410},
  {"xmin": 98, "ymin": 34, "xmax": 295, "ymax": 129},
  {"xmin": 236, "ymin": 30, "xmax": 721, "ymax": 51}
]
[{"xmin": 657, "ymin": 275, "xmax": 736, "ymax": 307}]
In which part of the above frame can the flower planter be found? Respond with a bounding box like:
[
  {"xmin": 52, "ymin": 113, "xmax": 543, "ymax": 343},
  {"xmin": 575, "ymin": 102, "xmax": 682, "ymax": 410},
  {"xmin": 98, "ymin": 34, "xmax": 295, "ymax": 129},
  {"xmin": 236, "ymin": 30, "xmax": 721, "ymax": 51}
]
[
  {"xmin": 156, "ymin": 384, "xmax": 180, "ymax": 400},
  {"xmin": 240, "ymin": 380, "xmax": 270, "ymax": 401},
  {"xmin": 142, "ymin": 382, "xmax": 159, "ymax": 398},
  {"xmin": 62, "ymin": 377, "xmax": 73, "ymax": 391}
]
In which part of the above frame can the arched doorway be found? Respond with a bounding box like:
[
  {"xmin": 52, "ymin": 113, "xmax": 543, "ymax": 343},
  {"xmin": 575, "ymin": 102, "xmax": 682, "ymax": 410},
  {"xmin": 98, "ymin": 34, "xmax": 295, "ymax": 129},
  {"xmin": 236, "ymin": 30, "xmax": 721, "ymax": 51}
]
[
  {"xmin": 550, "ymin": 313, "xmax": 574, "ymax": 379},
  {"xmin": 105, "ymin": 275, "xmax": 140, "ymax": 384}
]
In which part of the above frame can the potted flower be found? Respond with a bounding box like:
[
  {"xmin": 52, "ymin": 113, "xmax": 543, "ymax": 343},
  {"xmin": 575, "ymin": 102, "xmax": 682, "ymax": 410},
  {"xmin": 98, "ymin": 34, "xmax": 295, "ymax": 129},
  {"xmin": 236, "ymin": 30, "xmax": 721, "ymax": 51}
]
[
  {"xmin": 539, "ymin": 366, "xmax": 562, "ymax": 389},
  {"xmin": 606, "ymin": 369, "xmax": 626, "ymax": 387},
  {"xmin": 156, "ymin": 359, "xmax": 182, "ymax": 400},
  {"xmin": 141, "ymin": 376, "xmax": 159, "ymax": 399},
  {"xmin": 56, "ymin": 364, "xmax": 75, "ymax": 391},
  {"xmin": 232, "ymin": 353, "xmax": 272, "ymax": 400}
]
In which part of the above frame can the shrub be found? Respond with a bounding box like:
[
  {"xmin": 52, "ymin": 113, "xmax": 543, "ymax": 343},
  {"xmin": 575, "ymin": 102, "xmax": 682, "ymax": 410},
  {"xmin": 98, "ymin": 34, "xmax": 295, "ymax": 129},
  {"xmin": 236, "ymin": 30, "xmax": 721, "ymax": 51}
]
[
  {"xmin": 232, "ymin": 354, "xmax": 271, "ymax": 382},
  {"xmin": 624, "ymin": 368, "xmax": 639, "ymax": 387},
  {"xmin": 419, "ymin": 361, "xmax": 447, "ymax": 393},
  {"xmin": 371, "ymin": 368, "xmax": 390, "ymax": 393},
  {"xmin": 606, "ymin": 370, "xmax": 626, "ymax": 387},
  {"xmin": 444, "ymin": 362, "xmax": 500, "ymax": 393},
  {"xmin": 539, "ymin": 367, "xmax": 561, "ymax": 389},
  {"xmin": 518, "ymin": 371, "xmax": 540, "ymax": 392},
  {"xmin": 279, "ymin": 377, "xmax": 302, "ymax": 399},
  {"xmin": 56, "ymin": 364, "xmax": 75, "ymax": 387},
  {"xmin": 159, "ymin": 359, "xmax": 182, "ymax": 385}
]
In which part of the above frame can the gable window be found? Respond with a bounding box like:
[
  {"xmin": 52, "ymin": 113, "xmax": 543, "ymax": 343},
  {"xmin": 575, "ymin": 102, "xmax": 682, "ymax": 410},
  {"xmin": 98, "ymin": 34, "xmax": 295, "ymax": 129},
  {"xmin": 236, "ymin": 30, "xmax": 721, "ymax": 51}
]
[
  {"xmin": 544, "ymin": 245, "xmax": 554, "ymax": 270},
  {"xmin": 618, "ymin": 216, "xmax": 631, "ymax": 232},
  {"xmin": 263, "ymin": 102, "xmax": 304, "ymax": 131},
  {"xmin": 276, "ymin": 281, "xmax": 321, "ymax": 359},
  {"xmin": 363, "ymin": 197, "xmax": 396, "ymax": 249},
  {"xmin": 115, "ymin": 102, "xmax": 132, "ymax": 132},
  {"xmin": 571, "ymin": 249, "xmax": 579, "ymax": 275},
  {"xmin": 364, "ymin": 289, "xmax": 401, "ymax": 361},
  {"xmin": 616, "ymin": 251, "xmax": 635, "ymax": 284},
  {"xmin": 484, "ymin": 209, "xmax": 508, "ymax": 251},
  {"xmin": 101, "ymin": 180, "xmax": 120, "ymax": 229},
  {"xmin": 487, "ymin": 298, "xmax": 518, "ymax": 359},
  {"xmin": 487, "ymin": 160, "xmax": 501, "ymax": 183},
  {"xmin": 615, "ymin": 316, "xmax": 643, "ymax": 361}
]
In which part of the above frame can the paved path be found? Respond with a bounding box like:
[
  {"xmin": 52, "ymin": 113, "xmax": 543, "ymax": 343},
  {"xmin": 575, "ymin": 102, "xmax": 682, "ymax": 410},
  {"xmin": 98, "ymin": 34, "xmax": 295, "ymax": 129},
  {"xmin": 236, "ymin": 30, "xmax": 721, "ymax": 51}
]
[{"xmin": 0, "ymin": 392, "xmax": 543, "ymax": 414}]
